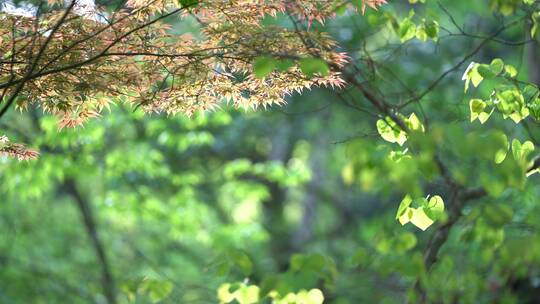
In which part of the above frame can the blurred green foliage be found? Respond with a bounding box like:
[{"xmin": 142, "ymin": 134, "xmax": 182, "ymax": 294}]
[{"xmin": 1, "ymin": 0, "xmax": 540, "ymax": 303}]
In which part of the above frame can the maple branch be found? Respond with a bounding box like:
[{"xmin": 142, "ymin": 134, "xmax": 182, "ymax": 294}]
[
  {"xmin": 0, "ymin": 0, "xmax": 76, "ymax": 119},
  {"xmin": 35, "ymin": 0, "xmax": 163, "ymax": 74},
  {"xmin": 0, "ymin": 3, "xmax": 198, "ymax": 94},
  {"xmin": 285, "ymin": 9, "xmax": 408, "ymax": 131},
  {"xmin": 0, "ymin": 19, "xmax": 18, "ymax": 103}
]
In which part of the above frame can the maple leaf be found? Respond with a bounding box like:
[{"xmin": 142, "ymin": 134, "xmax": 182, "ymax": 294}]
[{"xmin": 0, "ymin": 136, "xmax": 39, "ymax": 161}]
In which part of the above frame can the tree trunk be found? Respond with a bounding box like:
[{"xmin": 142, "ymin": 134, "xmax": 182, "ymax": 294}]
[{"xmin": 64, "ymin": 179, "xmax": 117, "ymax": 304}]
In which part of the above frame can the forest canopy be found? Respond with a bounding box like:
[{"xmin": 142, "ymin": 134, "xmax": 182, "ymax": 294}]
[{"xmin": 0, "ymin": 0, "xmax": 540, "ymax": 303}]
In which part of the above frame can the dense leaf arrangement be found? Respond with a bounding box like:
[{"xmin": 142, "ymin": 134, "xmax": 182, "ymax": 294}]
[
  {"xmin": 0, "ymin": 135, "xmax": 39, "ymax": 160},
  {"xmin": 0, "ymin": 0, "xmax": 388, "ymax": 157}
]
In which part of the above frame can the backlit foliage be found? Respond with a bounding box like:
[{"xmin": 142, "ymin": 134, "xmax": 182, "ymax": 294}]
[
  {"xmin": 0, "ymin": 0, "xmax": 387, "ymax": 122},
  {"xmin": 0, "ymin": 0, "xmax": 386, "ymax": 158},
  {"xmin": 0, "ymin": 135, "xmax": 39, "ymax": 160}
]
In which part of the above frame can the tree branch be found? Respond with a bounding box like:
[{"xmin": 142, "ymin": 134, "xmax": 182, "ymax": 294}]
[
  {"xmin": 0, "ymin": 1, "xmax": 197, "ymax": 98},
  {"xmin": 415, "ymin": 156, "xmax": 540, "ymax": 301},
  {"xmin": 0, "ymin": 0, "xmax": 76, "ymax": 119},
  {"xmin": 399, "ymin": 17, "xmax": 525, "ymax": 109}
]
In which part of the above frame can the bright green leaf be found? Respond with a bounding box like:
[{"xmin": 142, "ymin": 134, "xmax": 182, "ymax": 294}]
[
  {"xmin": 299, "ymin": 58, "xmax": 330, "ymax": 77},
  {"xmin": 253, "ymin": 56, "xmax": 277, "ymax": 79}
]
